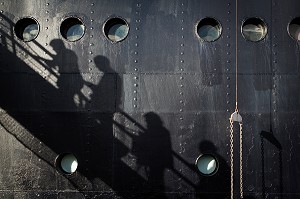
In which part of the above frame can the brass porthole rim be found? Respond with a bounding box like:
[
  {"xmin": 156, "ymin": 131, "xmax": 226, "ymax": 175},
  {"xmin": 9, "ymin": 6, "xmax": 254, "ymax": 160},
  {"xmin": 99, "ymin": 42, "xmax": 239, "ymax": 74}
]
[
  {"xmin": 194, "ymin": 17, "xmax": 223, "ymax": 43},
  {"xmin": 241, "ymin": 17, "xmax": 268, "ymax": 42}
]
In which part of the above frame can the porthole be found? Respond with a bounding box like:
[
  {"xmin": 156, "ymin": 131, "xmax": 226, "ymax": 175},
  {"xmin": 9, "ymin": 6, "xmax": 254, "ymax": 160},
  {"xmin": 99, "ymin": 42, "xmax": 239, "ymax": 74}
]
[
  {"xmin": 288, "ymin": 17, "xmax": 300, "ymax": 41},
  {"xmin": 196, "ymin": 17, "xmax": 222, "ymax": 42},
  {"xmin": 242, "ymin": 18, "xmax": 267, "ymax": 42},
  {"xmin": 60, "ymin": 17, "xmax": 85, "ymax": 42},
  {"xmin": 56, "ymin": 153, "xmax": 78, "ymax": 174},
  {"xmin": 103, "ymin": 17, "xmax": 129, "ymax": 42},
  {"xmin": 14, "ymin": 17, "xmax": 39, "ymax": 42},
  {"xmin": 195, "ymin": 154, "xmax": 218, "ymax": 176}
]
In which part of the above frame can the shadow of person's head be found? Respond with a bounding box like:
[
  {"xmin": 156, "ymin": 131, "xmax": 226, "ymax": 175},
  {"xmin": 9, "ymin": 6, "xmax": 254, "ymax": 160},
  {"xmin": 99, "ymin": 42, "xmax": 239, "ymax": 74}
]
[
  {"xmin": 144, "ymin": 112, "xmax": 163, "ymax": 128},
  {"xmin": 198, "ymin": 140, "xmax": 217, "ymax": 153},
  {"xmin": 94, "ymin": 55, "xmax": 113, "ymax": 73},
  {"xmin": 49, "ymin": 39, "xmax": 65, "ymax": 52}
]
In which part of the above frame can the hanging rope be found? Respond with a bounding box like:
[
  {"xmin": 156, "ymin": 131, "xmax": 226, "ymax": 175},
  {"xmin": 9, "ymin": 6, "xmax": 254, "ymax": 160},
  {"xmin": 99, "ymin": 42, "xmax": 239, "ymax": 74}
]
[{"xmin": 229, "ymin": 0, "xmax": 244, "ymax": 198}]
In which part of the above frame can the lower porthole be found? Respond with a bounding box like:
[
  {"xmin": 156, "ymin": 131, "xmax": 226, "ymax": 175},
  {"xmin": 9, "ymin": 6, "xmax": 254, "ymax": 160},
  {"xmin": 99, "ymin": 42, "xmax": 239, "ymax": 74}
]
[
  {"xmin": 195, "ymin": 154, "xmax": 219, "ymax": 176},
  {"xmin": 56, "ymin": 153, "xmax": 78, "ymax": 174}
]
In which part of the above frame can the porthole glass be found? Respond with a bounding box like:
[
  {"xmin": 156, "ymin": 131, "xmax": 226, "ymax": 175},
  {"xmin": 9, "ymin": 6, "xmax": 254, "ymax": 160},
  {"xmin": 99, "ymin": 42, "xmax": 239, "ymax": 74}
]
[
  {"xmin": 195, "ymin": 154, "xmax": 218, "ymax": 176},
  {"xmin": 103, "ymin": 17, "xmax": 129, "ymax": 42},
  {"xmin": 57, "ymin": 153, "xmax": 78, "ymax": 174},
  {"xmin": 288, "ymin": 17, "xmax": 300, "ymax": 41},
  {"xmin": 14, "ymin": 17, "xmax": 39, "ymax": 42},
  {"xmin": 60, "ymin": 17, "xmax": 85, "ymax": 42},
  {"xmin": 196, "ymin": 17, "xmax": 222, "ymax": 42},
  {"xmin": 242, "ymin": 18, "xmax": 267, "ymax": 42}
]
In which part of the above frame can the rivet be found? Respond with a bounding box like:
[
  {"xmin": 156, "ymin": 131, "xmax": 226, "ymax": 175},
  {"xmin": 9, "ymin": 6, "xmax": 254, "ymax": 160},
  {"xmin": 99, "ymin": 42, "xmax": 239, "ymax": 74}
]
[
  {"xmin": 228, "ymin": 3, "xmax": 231, "ymax": 6},
  {"xmin": 228, "ymin": 11, "xmax": 231, "ymax": 14},
  {"xmin": 180, "ymin": 92, "xmax": 183, "ymax": 95},
  {"xmin": 226, "ymin": 43, "xmax": 230, "ymax": 47},
  {"xmin": 90, "ymin": 27, "xmax": 94, "ymax": 30},
  {"xmin": 0, "ymin": 10, "xmax": 3, "ymax": 13},
  {"xmin": 181, "ymin": 11, "xmax": 184, "ymax": 14},
  {"xmin": 90, "ymin": 35, "xmax": 93, "ymax": 38},
  {"xmin": 227, "ymin": 19, "xmax": 231, "ymax": 22},
  {"xmin": 181, "ymin": 27, "xmax": 184, "ymax": 30},
  {"xmin": 134, "ymin": 76, "xmax": 138, "ymax": 80},
  {"xmin": 180, "ymin": 109, "xmax": 183, "ymax": 112},
  {"xmin": 227, "ymin": 77, "xmax": 230, "ymax": 80},
  {"xmin": 180, "ymin": 52, "xmax": 184, "ymax": 55},
  {"xmin": 134, "ymin": 52, "xmax": 138, "ymax": 55},
  {"xmin": 90, "ymin": 19, "xmax": 94, "ymax": 22},
  {"xmin": 134, "ymin": 68, "xmax": 138, "ymax": 71},
  {"xmin": 89, "ymin": 60, "xmax": 92, "ymax": 63},
  {"xmin": 180, "ymin": 100, "xmax": 183, "ymax": 103},
  {"xmin": 180, "ymin": 44, "xmax": 184, "ymax": 47},
  {"xmin": 226, "ymin": 93, "xmax": 230, "ymax": 95},
  {"xmin": 136, "ymin": 11, "xmax": 140, "ymax": 15},
  {"xmin": 227, "ymin": 85, "xmax": 230, "ymax": 88},
  {"xmin": 181, "ymin": 19, "xmax": 184, "ymax": 23},
  {"xmin": 227, "ymin": 101, "xmax": 230, "ymax": 104},
  {"xmin": 180, "ymin": 84, "xmax": 184, "ymax": 87},
  {"xmin": 89, "ymin": 51, "xmax": 93, "ymax": 54},
  {"xmin": 180, "ymin": 77, "xmax": 183, "ymax": 80},
  {"xmin": 136, "ymin": 19, "xmax": 140, "ymax": 22},
  {"xmin": 273, "ymin": 60, "xmax": 277, "ymax": 63},
  {"xmin": 91, "ymin": 11, "xmax": 94, "ymax": 14},
  {"xmin": 45, "ymin": 43, "xmax": 48, "ymax": 46},
  {"xmin": 46, "ymin": 19, "xmax": 49, "ymax": 22},
  {"xmin": 180, "ymin": 60, "xmax": 184, "ymax": 63},
  {"xmin": 46, "ymin": 10, "xmax": 49, "ymax": 13},
  {"xmin": 134, "ymin": 98, "xmax": 137, "ymax": 101},
  {"xmin": 133, "ymin": 104, "xmax": 137, "ymax": 108},
  {"xmin": 134, "ymin": 84, "xmax": 138, "ymax": 87},
  {"xmin": 133, "ymin": 90, "xmax": 137, "ymax": 93},
  {"xmin": 180, "ymin": 68, "xmax": 184, "ymax": 71},
  {"xmin": 136, "ymin": 27, "xmax": 139, "ymax": 30},
  {"xmin": 134, "ymin": 60, "xmax": 138, "ymax": 63},
  {"xmin": 227, "ymin": 52, "xmax": 231, "ymax": 55},
  {"xmin": 181, "ymin": 36, "xmax": 184, "ymax": 39},
  {"xmin": 46, "ymin": 3, "xmax": 49, "ymax": 5},
  {"xmin": 135, "ymin": 43, "xmax": 138, "ymax": 46},
  {"xmin": 137, "ymin": 3, "xmax": 141, "ymax": 7},
  {"xmin": 226, "ymin": 68, "xmax": 230, "ymax": 71},
  {"xmin": 227, "ymin": 60, "xmax": 230, "ymax": 63},
  {"xmin": 91, "ymin": 3, "xmax": 94, "ymax": 6},
  {"xmin": 180, "ymin": 117, "xmax": 183, "ymax": 120},
  {"xmin": 135, "ymin": 35, "xmax": 138, "ymax": 39},
  {"xmin": 227, "ymin": 35, "xmax": 230, "ymax": 38}
]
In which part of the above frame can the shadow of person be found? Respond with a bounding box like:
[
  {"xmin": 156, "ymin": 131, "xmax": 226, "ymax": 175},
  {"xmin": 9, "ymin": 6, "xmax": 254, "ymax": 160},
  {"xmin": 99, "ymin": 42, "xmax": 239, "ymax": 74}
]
[
  {"xmin": 132, "ymin": 112, "xmax": 173, "ymax": 198},
  {"xmin": 43, "ymin": 39, "xmax": 88, "ymax": 108},
  {"xmin": 196, "ymin": 140, "xmax": 230, "ymax": 199}
]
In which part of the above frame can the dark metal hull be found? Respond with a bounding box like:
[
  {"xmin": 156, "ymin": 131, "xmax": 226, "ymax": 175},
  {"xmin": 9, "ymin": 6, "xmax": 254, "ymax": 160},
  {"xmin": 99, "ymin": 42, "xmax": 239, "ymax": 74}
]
[{"xmin": 0, "ymin": 0, "xmax": 299, "ymax": 198}]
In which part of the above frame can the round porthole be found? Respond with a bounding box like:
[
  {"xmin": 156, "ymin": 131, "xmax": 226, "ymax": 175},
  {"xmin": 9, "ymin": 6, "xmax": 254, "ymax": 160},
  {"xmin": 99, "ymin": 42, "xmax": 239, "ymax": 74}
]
[
  {"xmin": 56, "ymin": 153, "xmax": 78, "ymax": 174},
  {"xmin": 242, "ymin": 18, "xmax": 267, "ymax": 42},
  {"xmin": 288, "ymin": 17, "xmax": 300, "ymax": 41},
  {"xmin": 103, "ymin": 17, "xmax": 129, "ymax": 42},
  {"xmin": 14, "ymin": 17, "xmax": 39, "ymax": 42},
  {"xmin": 195, "ymin": 154, "xmax": 218, "ymax": 176},
  {"xmin": 196, "ymin": 17, "xmax": 222, "ymax": 42},
  {"xmin": 60, "ymin": 17, "xmax": 85, "ymax": 42}
]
